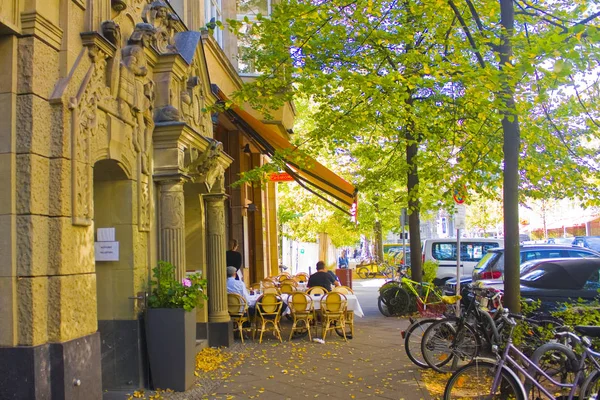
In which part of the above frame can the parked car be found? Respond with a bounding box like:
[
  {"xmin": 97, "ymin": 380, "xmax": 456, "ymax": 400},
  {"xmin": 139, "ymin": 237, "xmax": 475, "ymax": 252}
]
[
  {"xmin": 547, "ymin": 237, "xmax": 575, "ymax": 245},
  {"xmin": 519, "ymin": 258, "xmax": 600, "ymax": 310},
  {"xmin": 443, "ymin": 245, "xmax": 600, "ymax": 296},
  {"xmin": 573, "ymin": 236, "xmax": 600, "ymax": 252},
  {"xmin": 422, "ymin": 238, "xmax": 503, "ymax": 284}
]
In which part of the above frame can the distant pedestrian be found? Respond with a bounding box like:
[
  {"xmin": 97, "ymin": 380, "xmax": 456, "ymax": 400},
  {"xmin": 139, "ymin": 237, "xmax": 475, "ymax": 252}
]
[
  {"xmin": 338, "ymin": 250, "xmax": 349, "ymax": 269},
  {"xmin": 226, "ymin": 239, "xmax": 243, "ymax": 280}
]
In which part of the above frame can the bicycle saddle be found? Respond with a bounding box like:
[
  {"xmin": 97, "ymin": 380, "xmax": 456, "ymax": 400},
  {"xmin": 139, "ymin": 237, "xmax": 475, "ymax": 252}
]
[
  {"xmin": 441, "ymin": 295, "xmax": 462, "ymax": 305},
  {"xmin": 574, "ymin": 325, "xmax": 600, "ymax": 338}
]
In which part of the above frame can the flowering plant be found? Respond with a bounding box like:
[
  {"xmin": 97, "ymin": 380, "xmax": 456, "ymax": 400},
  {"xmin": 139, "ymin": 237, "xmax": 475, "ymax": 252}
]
[{"xmin": 148, "ymin": 261, "xmax": 207, "ymax": 312}]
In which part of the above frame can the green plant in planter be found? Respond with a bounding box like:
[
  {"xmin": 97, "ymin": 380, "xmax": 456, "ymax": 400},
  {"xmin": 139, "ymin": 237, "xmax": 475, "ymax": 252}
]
[{"xmin": 148, "ymin": 261, "xmax": 207, "ymax": 312}]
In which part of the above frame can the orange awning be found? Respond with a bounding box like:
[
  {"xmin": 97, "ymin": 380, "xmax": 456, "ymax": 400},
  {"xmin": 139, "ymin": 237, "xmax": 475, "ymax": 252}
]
[{"xmin": 213, "ymin": 86, "xmax": 357, "ymax": 214}]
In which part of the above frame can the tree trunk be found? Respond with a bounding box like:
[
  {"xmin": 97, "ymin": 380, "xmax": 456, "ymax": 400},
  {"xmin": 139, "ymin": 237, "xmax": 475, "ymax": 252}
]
[
  {"xmin": 406, "ymin": 133, "xmax": 422, "ymax": 283},
  {"xmin": 374, "ymin": 220, "xmax": 384, "ymax": 262},
  {"xmin": 499, "ymin": 0, "xmax": 521, "ymax": 313}
]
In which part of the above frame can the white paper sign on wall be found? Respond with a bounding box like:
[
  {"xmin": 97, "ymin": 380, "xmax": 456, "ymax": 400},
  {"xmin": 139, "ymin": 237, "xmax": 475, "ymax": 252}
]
[{"xmin": 95, "ymin": 242, "xmax": 119, "ymax": 261}]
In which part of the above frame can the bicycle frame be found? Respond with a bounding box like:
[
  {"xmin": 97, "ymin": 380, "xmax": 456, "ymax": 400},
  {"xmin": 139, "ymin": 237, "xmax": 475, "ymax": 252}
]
[
  {"xmin": 401, "ymin": 277, "xmax": 442, "ymax": 306},
  {"xmin": 491, "ymin": 337, "xmax": 592, "ymax": 399}
]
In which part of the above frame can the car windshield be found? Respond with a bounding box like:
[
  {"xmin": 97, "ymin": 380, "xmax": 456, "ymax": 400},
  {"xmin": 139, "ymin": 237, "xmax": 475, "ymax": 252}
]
[
  {"xmin": 586, "ymin": 238, "xmax": 600, "ymax": 251},
  {"xmin": 474, "ymin": 252, "xmax": 498, "ymax": 271}
]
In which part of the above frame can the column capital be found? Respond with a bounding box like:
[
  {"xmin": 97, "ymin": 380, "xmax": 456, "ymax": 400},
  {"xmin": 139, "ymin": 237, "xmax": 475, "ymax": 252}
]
[
  {"xmin": 153, "ymin": 173, "xmax": 189, "ymax": 187},
  {"xmin": 203, "ymin": 193, "xmax": 229, "ymax": 203}
]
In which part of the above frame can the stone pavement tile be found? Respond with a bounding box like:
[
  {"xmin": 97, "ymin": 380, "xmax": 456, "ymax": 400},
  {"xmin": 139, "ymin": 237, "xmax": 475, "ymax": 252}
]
[{"xmin": 152, "ymin": 283, "xmax": 433, "ymax": 400}]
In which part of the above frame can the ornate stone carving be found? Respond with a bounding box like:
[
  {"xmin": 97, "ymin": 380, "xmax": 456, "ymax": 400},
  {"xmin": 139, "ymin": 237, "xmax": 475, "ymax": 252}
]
[
  {"xmin": 142, "ymin": 0, "xmax": 178, "ymax": 53},
  {"xmin": 186, "ymin": 139, "xmax": 224, "ymax": 191},
  {"xmin": 138, "ymin": 172, "xmax": 151, "ymax": 231},
  {"xmin": 101, "ymin": 20, "xmax": 121, "ymax": 48},
  {"xmin": 158, "ymin": 179, "xmax": 186, "ymax": 279},
  {"xmin": 155, "ymin": 105, "xmax": 180, "ymax": 122},
  {"xmin": 119, "ymin": 23, "xmax": 156, "ymax": 113},
  {"xmin": 111, "ymin": 0, "xmax": 127, "ymax": 12},
  {"xmin": 181, "ymin": 76, "xmax": 205, "ymax": 130},
  {"xmin": 69, "ymin": 54, "xmax": 108, "ymax": 225}
]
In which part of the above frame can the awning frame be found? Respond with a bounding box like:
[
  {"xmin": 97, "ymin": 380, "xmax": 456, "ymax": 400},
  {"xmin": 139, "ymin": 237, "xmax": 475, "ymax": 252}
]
[{"xmin": 212, "ymin": 85, "xmax": 357, "ymax": 215}]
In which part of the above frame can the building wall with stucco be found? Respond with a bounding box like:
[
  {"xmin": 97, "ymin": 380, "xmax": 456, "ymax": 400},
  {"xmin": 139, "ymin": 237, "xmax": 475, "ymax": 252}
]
[{"xmin": 0, "ymin": 0, "xmax": 256, "ymax": 398}]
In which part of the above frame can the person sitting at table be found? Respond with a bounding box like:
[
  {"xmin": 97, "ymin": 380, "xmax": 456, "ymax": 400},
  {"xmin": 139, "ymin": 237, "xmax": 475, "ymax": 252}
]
[
  {"xmin": 307, "ymin": 261, "xmax": 341, "ymax": 291},
  {"xmin": 226, "ymin": 266, "xmax": 255, "ymax": 316}
]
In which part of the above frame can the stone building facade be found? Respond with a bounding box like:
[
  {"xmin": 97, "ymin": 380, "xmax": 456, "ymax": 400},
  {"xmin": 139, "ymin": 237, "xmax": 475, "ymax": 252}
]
[
  {"xmin": 0, "ymin": 0, "xmax": 283, "ymax": 398},
  {"xmin": 0, "ymin": 0, "xmax": 354, "ymax": 398}
]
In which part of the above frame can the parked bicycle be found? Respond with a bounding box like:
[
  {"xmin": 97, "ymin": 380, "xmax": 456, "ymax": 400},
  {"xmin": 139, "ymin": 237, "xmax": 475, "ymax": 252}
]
[
  {"xmin": 356, "ymin": 259, "xmax": 394, "ymax": 279},
  {"xmin": 443, "ymin": 312, "xmax": 600, "ymax": 400},
  {"xmin": 378, "ymin": 266, "xmax": 457, "ymax": 317},
  {"xmin": 421, "ymin": 285, "xmax": 561, "ymax": 373}
]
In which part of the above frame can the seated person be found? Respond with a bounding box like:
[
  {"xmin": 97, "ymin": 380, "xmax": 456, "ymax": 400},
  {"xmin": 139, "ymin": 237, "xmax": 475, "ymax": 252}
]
[
  {"xmin": 226, "ymin": 266, "xmax": 255, "ymax": 316},
  {"xmin": 307, "ymin": 261, "xmax": 341, "ymax": 291}
]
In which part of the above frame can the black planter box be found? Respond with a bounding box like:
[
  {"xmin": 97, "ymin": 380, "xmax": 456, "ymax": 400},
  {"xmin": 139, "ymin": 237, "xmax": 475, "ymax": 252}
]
[{"xmin": 146, "ymin": 308, "xmax": 196, "ymax": 391}]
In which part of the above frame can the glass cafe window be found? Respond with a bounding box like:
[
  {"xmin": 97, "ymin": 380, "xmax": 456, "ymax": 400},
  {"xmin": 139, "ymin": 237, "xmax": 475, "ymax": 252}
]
[{"xmin": 206, "ymin": 0, "xmax": 223, "ymax": 46}]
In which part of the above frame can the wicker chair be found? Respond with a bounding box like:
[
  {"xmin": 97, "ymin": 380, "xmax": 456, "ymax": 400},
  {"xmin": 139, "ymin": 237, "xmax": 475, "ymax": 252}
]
[
  {"xmin": 227, "ymin": 293, "xmax": 250, "ymax": 343},
  {"xmin": 320, "ymin": 292, "xmax": 348, "ymax": 342},
  {"xmin": 307, "ymin": 286, "xmax": 329, "ymax": 296},
  {"xmin": 254, "ymin": 293, "xmax": 283, "ymax": 343},
  {"xmin": 288, "ymin": 293, "xmax": 315, "ymax": 341}
]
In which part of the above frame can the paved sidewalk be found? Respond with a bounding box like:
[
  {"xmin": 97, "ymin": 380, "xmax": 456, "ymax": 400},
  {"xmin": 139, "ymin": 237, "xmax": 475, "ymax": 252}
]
[{"xmin": 150, "ymin": 279, "xmax": 432, "ymax": 400}]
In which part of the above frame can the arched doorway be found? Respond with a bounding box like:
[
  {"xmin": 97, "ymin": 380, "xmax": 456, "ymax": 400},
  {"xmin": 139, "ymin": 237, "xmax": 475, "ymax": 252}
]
[{"xmin": 93, "ymin": 159, "xmax": 146, "ymax": 392}]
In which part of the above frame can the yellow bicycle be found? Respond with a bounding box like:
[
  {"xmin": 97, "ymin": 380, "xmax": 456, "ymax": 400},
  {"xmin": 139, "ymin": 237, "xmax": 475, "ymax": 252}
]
[
  {"xmin": 378, "ymin": 268, "xmax": 460, "ymax": 317},
  {"xmin": 356, "ymin": 259, "xmax": 394, "ymax": 279}
]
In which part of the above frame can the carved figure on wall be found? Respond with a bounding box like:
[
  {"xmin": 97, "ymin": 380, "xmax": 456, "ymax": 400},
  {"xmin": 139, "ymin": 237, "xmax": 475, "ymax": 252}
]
[
  {"xmin": 119, "ymin": 23, "xmax": 156, "ymax": 112},
  {"xmin": 143, "ymin": 0, "xmax": 178, "ymax": 53},
  {"xmin": 187, "ymin": 139, "xmax": 225, "ymax": 191},
  {"xmin": 101, "ymin": 20, "xmax": 122, "ymax": 47},
  {"xmin": 155, "ymin": 105, "xmax": 180, "ymax": 122},
  {"xmin": 181, "ymin": 76, "xmax": 200, "ymax": 126}
]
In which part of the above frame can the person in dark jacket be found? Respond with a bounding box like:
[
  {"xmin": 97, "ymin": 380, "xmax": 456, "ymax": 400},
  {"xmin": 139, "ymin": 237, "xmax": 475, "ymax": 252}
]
[
  {"xmin": 226, "ymin": 239, "xmax": 243, "ymax": 280},
  {"xmin": 307, "ymin": 261, "xmax": 340, "ymax": 290}
]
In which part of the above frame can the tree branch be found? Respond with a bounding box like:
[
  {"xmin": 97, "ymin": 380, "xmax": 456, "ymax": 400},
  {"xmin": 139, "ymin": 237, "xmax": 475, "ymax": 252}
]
[
  {"xmin": 447, "ymin": 0, "xmax": 486, "ymax": 68},
  {"xmin": 464, "ymin": 0, "xmax": 486, "ymax": 36}
]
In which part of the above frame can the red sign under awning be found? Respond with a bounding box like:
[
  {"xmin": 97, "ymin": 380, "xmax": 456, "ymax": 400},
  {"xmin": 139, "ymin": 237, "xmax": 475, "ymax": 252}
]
[{"xmin": 268, "ymin": 172, "xmax": 294, "ymax": 182}]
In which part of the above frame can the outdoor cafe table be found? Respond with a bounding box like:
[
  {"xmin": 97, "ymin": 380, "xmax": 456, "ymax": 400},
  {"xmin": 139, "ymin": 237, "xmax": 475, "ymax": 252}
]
[{"xmin": 247, "ymin": 293, "xmax": 364, "ymax": 318}]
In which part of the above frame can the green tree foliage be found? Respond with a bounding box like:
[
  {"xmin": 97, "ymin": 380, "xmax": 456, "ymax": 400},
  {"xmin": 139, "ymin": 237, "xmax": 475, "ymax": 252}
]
[{"xmin": 228, "ymin": 0, "xmax": 600, "ymax": 290}]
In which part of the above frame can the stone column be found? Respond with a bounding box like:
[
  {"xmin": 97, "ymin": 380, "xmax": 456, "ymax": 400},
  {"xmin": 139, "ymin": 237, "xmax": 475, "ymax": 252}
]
[
  {"xmin": 204, "ymin": 193, "xmax": 229, "ymax": 322},
  {"xmin": 204, "ymin": 193, "xmax": 233, "ymax": 347},
  {"xmin": 158, "ymin": 179, "xmax": 186, "ymax": 281}
]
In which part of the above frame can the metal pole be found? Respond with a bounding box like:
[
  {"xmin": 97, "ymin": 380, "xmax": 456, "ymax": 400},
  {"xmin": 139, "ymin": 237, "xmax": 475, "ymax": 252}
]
[
  {"xmin": 456, "ymin": 228, "xmax": 461, "ymax": 316},
  {"xmin": 401, "ymin": 208, "xmax": 407, "ymax": 274}
]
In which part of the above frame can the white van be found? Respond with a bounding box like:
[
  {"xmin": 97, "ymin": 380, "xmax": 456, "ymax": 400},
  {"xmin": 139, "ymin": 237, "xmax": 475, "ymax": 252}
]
[{"xmin": 422, "ymin": 238, "xmax": 503, "ymax": 284}]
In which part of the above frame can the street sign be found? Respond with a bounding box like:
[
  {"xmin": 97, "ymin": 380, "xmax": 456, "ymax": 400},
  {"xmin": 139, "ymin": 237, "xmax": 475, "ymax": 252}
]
[
  {"xmin": 455, "ymin": 204, "xmax": 466, "ymax": 230},
  {"xmin": 453, "ymin": 185, "xmax": 467, "ymax": 204},
  {"xmin": 400, "ymin": 208, "xmax": 407, "ymax": 226},
  {"xmin": 269, "ymin": 172, "xmax": 294, "ymax": 182}
]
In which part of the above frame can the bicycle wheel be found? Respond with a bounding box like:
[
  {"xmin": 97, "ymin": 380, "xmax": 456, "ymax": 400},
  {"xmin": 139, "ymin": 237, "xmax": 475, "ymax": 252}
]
[
  {"xmin": 524, "ymin": 342, "xmax": 579, "ymax": 399},
  {"xmin": 380, "ymin": 285, "xmax": 410, "ymax": 316},
  {"xmin": 357, "ymin": 266, "xmax": 370, "ymax": 279},
  {"xmin": 444, "ymin": 360, "xmax": 525, "ymax": 400},
  {"xmin": 580, "ymin": 369, "xmax": 600, "ymax": 400},
  {"xmin": 379, "ymin": 263, "xmax": 394, "ymax": 279},
  {"xmin": 377, "ymin": 296, "xmax": 392, "ymax": 317},
  {"xmin": 404, "ymin": 318, "xmax": 439, "ymax": 368},
  {"xmin": 421, "ymin": 318, "xmax": 481, "ymax": 373}
]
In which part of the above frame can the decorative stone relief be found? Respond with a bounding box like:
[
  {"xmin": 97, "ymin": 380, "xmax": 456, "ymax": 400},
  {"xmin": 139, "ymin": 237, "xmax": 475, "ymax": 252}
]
[
  {"xmin": 180, "ymin": 76, "xmax": 206, "ymax": 132},
  {"xmin": 159, "ymin": 183, "xmax": 184, "ymax": 229},
  {"xmin": 68, "ymin": 53, "xmax": 108, "ymax": 225},
  {"xmin": 111, "ymin": 0, "xmax": 127, "ymax": 11},
  {"xmin": 142, "ymin": 1, "xmax": 178, "ymax": 53},
  {"xmin": 119, "ymin": 23, "xmax": 156, "ymax": 113},
  {"xmin": 186, "ymin": 139, "xmax": 225, "ymax": 192}
]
